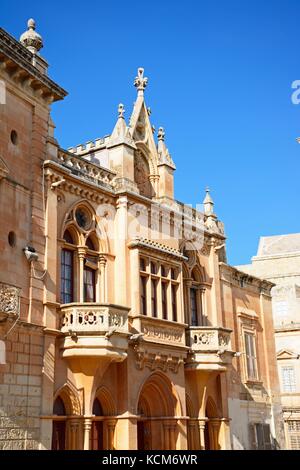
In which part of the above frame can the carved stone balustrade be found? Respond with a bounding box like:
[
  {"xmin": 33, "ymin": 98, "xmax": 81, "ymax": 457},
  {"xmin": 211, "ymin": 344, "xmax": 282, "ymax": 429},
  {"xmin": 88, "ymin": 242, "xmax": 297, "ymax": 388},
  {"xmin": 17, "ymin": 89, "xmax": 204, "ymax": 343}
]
[
  {"xmin": 57, "ymin": 150, "xmax": 116, "ymax": 188},
  {"xmin": 60, "ymin": 303, "xmax": 129, "ymax": 360},
  {"xmin": 129, "ymin": 315, "xmax": 187, "ymax": 374},
  {"xmin": 186, "ymin": 326, "xmax": 233, "ymax": 372},
  {"xmin": 0, "ymin": 282, "xmax": 20, "ymax": 322}
]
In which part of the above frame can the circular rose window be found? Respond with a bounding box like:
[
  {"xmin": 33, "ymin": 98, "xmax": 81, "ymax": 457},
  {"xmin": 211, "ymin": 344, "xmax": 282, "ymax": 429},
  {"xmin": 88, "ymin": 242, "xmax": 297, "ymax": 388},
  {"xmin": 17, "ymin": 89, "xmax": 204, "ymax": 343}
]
[{"xmin": 75, "ymin": 208, "xmax": 91, "ymax": 230}]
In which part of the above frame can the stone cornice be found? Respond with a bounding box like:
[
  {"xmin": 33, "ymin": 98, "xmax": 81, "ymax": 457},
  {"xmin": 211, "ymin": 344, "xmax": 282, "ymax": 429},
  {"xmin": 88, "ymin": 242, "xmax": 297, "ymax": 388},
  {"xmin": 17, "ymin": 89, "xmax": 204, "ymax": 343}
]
[
  {"xmin": 44, "ymin": 161, "xmax": 116, "ymax": 204},
  {"xmin": 219, "ymin": 262, "xmax": 274, "ymax": 294},
  {"xmin": 0, "ymin": 27, "xmax": 67, "ymax": 102},
  {"xmin": 128, "ymin": 237, "xmax": 187, "ymax": 261}
]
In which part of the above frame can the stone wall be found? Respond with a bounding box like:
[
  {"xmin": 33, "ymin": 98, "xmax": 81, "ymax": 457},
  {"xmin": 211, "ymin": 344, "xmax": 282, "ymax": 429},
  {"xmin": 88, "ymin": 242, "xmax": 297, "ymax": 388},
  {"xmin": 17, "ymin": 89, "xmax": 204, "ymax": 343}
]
[{"xmin": 0, "ymin": 323, "xmax": 44, "ymax": 450}]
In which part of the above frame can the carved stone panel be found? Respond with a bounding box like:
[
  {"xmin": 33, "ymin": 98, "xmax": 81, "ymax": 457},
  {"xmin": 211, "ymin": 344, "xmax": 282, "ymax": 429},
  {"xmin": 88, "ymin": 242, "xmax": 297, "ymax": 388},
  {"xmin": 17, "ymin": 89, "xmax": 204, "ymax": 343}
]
[
  {"xmin": 134, "ymin": 150, "xmax": 152, "ymax": 198},
  {"xmin": 0, "ymin": 283, "xmax": 20, "ymax": 320}
]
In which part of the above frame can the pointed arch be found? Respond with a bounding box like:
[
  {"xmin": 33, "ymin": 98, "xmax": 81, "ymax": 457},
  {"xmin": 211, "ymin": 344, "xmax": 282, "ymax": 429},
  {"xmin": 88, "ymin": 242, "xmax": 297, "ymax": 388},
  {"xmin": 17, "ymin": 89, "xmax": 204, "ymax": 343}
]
[
  {"xmin": 53, "ymin": 383, "xmax": 81, "ymax": 416},
  {"xmin": 94, "ymin": 386, "xmax": 116, "ymax": 416},
  {"xmin": 186, "ymin": 393, "xmax": 196, "ymax": 418},
  {"xmin": 136, "ymin": 371, "xmax": 182, "ymax": 417},
  {"xmin": 205, "ymin": 396, "xmax": 219, "ymax": 419},
  {"xmin": 60, "ymin": 199, "xmax": 110, "ymax": 253}
]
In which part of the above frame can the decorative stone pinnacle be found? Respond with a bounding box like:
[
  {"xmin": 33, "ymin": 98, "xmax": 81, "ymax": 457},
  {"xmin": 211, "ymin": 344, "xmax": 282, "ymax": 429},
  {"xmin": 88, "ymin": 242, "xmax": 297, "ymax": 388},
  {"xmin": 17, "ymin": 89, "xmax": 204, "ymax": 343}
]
[
  {"xmin": 20, "ymin": 18, "xmax": 43, "ymax": 54},
  {"xmin": 158, "ymin": 127, "xmax": 165, "ymax": 141},
  {"xmin": 118, "ymin": 103, "xmax": 125, "ymax": 118},
  {"xmin": 203, "ymin": 186, "xmax": 214, "ymax": 214},
  {"xmin": 134, "ymin": 67, "xmax": 148, "ymax": 94},
  {"xmin": 147, "ymin": 107, "xmax": 151, "ymax": 116}
]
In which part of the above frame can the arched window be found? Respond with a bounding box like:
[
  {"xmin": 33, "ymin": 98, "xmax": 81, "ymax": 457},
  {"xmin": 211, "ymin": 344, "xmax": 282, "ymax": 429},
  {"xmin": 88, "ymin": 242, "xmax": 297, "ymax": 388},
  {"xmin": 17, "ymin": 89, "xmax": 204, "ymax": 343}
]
[
  {"xmin": 190, "ymin": 268, "xmax": 204, "ymax": 326},
  {"xmin": 63, "ymin": 229, "xmax": 74, "ymax": 244},
  {"xmin": 61, "ymin": 225, "xmax": 102, "ymax": 304},
  {"xmin": 52, "ymin": 396, "xmax": 66, "ymax": 450},
  {"xmin": 86, "ymin": 236, "xmax": 95, "ymax": 251},
  {"xmin": 91, "ymin": 398, "xmax": 104, "ymax": 450},
  {"xmin": 61, "ymin": 252, "xmax": 73, "ymax": 304}
]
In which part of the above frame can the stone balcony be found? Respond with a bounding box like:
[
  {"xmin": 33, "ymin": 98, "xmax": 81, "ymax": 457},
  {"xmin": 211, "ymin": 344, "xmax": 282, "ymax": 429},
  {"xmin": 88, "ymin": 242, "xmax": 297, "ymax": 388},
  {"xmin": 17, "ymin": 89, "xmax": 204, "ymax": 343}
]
[
  {"xmin": 185, "ymin": 326, "xmax": 233, "ymax": 371},
  {"xmin": 129, "ymin": 315, "xmax": 187, "ymax": 373},
  {"xmin": 59, "ymin": 303, "xmax": 129, "ymax": 360},
  {"xmin": 0, "ymin": 282, "xmax": 20, "ymax": 322}
]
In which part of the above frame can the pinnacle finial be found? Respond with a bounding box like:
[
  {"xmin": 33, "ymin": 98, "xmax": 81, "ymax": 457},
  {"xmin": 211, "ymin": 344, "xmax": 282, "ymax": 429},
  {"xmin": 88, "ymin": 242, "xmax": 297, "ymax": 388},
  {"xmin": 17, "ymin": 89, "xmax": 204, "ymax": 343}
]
[
  {"xmin": 134, "ymin": 67, "xmax": 148, "ymax": 95},
  {"xmin": 158, "ymin": 127, "xmax": 165, "ymax": 141},
  {"xmin": 20, "ymin": 18, "xmax": 43, "ymax": 54},
  {"xmin": 118, "ymin": 103, "xmax": 125, "ymax": 118},
  {"xmin": 203, "ymin": 187, "xmax": 214, "ymax": 214}
]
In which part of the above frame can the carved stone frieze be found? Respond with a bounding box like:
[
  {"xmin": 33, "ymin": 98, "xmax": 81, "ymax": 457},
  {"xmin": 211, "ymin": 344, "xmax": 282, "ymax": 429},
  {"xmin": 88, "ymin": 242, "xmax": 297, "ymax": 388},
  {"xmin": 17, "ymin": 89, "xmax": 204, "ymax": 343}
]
[
  {"xmin": 133, "ymin": 346, "xmax": 184, "ymax": 373},
  {"xmin": 0, "ymin": 282, "xmax": 20, "ymax": 320},
  {"xmin": 141, "ymin": 324, "xmax": 183, "ymax": 344}
]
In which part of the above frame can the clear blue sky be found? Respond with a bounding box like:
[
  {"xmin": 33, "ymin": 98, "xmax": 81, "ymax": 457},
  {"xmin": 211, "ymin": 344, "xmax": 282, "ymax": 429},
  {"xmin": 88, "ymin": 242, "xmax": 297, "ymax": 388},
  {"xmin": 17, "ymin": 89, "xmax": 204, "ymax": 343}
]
[{"xmin": 2, "ymin": 0, "xmax": 300, "ymax": 265}]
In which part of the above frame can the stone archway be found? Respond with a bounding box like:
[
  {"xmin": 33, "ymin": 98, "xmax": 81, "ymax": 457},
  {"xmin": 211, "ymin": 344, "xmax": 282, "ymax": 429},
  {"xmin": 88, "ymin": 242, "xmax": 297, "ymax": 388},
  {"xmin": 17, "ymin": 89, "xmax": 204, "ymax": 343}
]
[
  {"xmin": 52, "ymin": 384, "xmax": 81, "ymax": 450},
  {"xmin": 205, "ymin": 397, "xmax": 220, "ymax": 450},
  {"xmin": 186, "ymin": 394, "xmax": 200, "ymax": 450},
  {"xmin": 137, "ymin": 373, "xmax": 181, "ymax": 450},
  {"xmin": 91, "ymin": 387, "xmax": 116, "ymax": 450}
]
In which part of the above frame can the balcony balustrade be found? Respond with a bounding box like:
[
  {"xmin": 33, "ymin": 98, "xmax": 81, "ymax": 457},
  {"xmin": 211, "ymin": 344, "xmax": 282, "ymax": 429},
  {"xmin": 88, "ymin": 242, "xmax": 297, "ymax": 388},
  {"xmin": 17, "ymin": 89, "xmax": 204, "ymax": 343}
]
[
  {"xmin": 60, "ymin": 303, "xmax": 129, "ymax": 360},
  {"xmin": 186, "ymin": 326, "xmax": 233, "ymax": 371}
]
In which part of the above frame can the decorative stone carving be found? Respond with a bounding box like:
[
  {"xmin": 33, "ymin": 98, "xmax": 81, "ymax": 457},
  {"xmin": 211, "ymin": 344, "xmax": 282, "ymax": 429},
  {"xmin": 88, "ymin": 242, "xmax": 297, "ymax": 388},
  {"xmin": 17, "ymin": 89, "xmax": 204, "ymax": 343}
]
[
  {"xmin": 134, "ymin": 150, "xmax": 152, "ymax": 198},
  {"xmin": 134, "ymin": 67, "xmax": 148, "ymax": 93},
  {"xmin": 133, "ymin": 346, "xmax": 184, "ymax": 373},
  {"xmin": 61, "ymin": 305, "xmax": 127, "ymax": 333},
  {"xmin": 142, "ymin": 324, "xmax": 183, "ymax": 344},
  {"xmin": 20, "ymin": 19, "xmax": 43, "ymax": 54},
  {"xmin": 0, "ymin": 283, "xmax": 20, "ymax": 320},
  {"xmin": 0, "ymin": 157, "xmax": 9, "ymax": 181},
  {"xmin": 118, "ymin": 103, "xmax": 125, "ymax": 118}
]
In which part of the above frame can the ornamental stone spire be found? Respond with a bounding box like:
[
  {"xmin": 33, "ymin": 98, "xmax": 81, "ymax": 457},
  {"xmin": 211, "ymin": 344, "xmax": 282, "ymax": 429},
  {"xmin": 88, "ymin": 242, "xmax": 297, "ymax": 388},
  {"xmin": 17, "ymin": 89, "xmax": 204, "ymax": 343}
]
[
  {"xmin": 118, "ymin": 103, "xmax": 125, "ymax": 118},
  {"xmin": 20, "ymin": 19, "xmax": 43, "ymax": 54},
  {"xmin": 157, "ymin": 127, "xmax": 165, "ymax": 141},
  {"xmin": 134, "ymin": 67, "xmax": 148, "ymax": 96},
  {"xmin": 203, "ymin": 187, "xmax": 214, "ymax": 215}
]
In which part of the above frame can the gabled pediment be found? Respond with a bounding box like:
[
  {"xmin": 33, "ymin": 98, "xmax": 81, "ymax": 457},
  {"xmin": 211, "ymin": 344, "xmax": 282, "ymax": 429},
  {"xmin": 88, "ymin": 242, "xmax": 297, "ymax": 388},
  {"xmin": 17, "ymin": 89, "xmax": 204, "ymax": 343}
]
[
  {"xmin": 277, "ymin": 349, "xmax": 299, "ymax": 360},
  {"xmin": 0, "ymin": 156, "xmax": 9, "ymax": 181},
  {"xmin": 129, "ymin": 97, "xmax": 158, "ymax": 163}
]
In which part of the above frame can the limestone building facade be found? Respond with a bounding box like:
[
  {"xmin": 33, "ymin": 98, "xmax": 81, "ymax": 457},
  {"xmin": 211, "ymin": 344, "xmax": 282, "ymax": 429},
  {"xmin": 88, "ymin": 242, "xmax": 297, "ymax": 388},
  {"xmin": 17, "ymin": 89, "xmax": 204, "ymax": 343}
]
[
  {"xmin": 238, "ymin": 234, "xmax": 300, "ymax": 449},
  {"xmin": 0, "ymin": 20, "xmax": 284, "ymax": 450}
]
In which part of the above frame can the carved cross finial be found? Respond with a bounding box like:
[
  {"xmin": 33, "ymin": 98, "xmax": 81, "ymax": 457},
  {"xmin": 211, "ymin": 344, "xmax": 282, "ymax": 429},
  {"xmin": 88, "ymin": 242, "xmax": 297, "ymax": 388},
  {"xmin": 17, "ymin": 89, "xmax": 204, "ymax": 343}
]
[
  {"xmin": 205, "ymin": 186, "xmax": 210, "ymax": 194},
  {"xmin": 134, "ymin": 67, "xmax": 148, "ymax": 94},
  {"xmin": 118, "ymin": 103, "xmax": 125, "ymax": 118},
  {"xmin": 158, "ymin": 127, "xmax": 165, "ymax": 141}
]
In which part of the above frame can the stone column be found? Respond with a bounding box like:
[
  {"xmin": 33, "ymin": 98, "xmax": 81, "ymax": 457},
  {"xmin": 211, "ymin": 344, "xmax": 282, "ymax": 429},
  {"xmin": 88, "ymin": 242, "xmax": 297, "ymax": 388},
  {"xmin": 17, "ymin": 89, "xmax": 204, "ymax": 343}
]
[
  {"xmin": 83, "ymin": 418, "xmax": 92, "ymax": 450},
  {"xmin": 106, "ymin": 419, "xmax": 116, "ymax": 450},
  {"xmin": 163, "ymin": 423, "xmax": 170, "ymax": 450},
  {"xmin": 169, "ymin": 421, "xmax": 177, "ymax": 449},
  {"xmin": 70, "ymin": 419, "xmax": 80, "ymax": 450},
  {"xmin": 185, "ymin": 280, "xmax": 192, "ymax": 324},
  {"xmin": 200, "ymin": 287, "xmax": 207, "ymax": 325},
  {"xmin": 99, "ymin": 255, "xmax": 107, "ymax": 302},
  {"xmin": 114, "ymin": 196, "xmax": 128, "ymax": 305},
  {"xmin": 129, "ymin": 248, "xmax": 140, "ymax": 316},
  {"xmin": 78, "ymin": 248, "xmax": 86, "ymax": 302},
  {"xmin": 210, "ymin": 419, "xmax": 221, "ymax": 450},
  {"xmin": 198, "ymin": 419, "xmax": 207, "ymax": 450}
]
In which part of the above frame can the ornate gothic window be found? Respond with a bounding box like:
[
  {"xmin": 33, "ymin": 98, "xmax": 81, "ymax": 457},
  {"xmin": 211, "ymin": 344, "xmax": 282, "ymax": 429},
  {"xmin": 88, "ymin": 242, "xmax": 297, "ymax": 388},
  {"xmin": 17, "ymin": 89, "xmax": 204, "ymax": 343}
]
[
  {"xmin": 134, "ymin": 150, "xmax": 153, "ymax": 198},
  {"xmin": 60, "ymin": 218, "xmax": 102, "ymax": 304},
  {"xmin": 139, "ymin": 256, "xmax": 179, "ymax": 321},
  {"xmin": 60, "ymin": 230, "xmax": 74, "ymax": 304}
]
